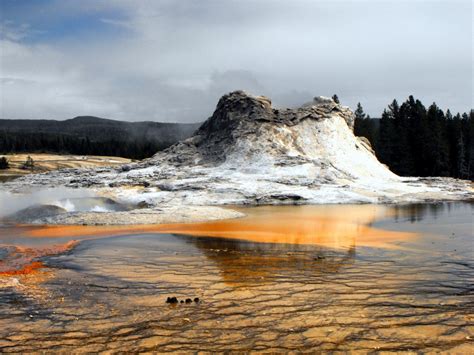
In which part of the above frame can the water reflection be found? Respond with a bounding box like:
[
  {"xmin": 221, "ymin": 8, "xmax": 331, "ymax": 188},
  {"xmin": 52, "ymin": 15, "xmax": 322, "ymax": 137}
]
[
  {"xmin": 0, "ymin": 203, "xmax": 472, "ymax": 352},
  {"xmin": 180, "ymin": 235, "xmax": 356, "ymax": 285},
  {"xmin": 391, "ymin": 201, "xmax": 474, "ymax": 222},
  {"xmin": 0, "ymin": 203, "xmax": 425, "ymax": 276},
  {"xmin": 23, "ymin": 204, "xmax": 417, "ymax": 250}
]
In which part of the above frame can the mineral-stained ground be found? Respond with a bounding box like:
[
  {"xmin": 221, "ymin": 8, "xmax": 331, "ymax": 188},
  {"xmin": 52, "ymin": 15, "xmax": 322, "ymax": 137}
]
[{"xmin": 0, "ymin": 203, "xmax": 472, "ymax": 352}]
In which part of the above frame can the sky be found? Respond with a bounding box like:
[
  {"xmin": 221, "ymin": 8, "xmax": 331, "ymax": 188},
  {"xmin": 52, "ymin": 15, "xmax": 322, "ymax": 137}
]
[{"xmin": 0, "ymin": 0, "xmax": 472, "ymax": 122}]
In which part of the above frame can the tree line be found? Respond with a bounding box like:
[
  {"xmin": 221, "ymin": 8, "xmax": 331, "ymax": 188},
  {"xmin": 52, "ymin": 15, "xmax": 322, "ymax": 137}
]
[
  {"xmin": 354, "ymin": 96, "xmax": 473, "ymax": 180},
  {"xmin": 0, "ymin": 131, "xmax": 174, "ymax": 160},
  {"xmin": 1, "ymin": 97, "xmax": 472, "ymax": 179}
]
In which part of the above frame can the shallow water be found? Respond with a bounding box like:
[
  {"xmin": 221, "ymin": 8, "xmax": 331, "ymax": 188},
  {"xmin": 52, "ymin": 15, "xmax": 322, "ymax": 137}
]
[{"xmin": 0, "ymin": 202, "xmax": 473, "ymax": 352}]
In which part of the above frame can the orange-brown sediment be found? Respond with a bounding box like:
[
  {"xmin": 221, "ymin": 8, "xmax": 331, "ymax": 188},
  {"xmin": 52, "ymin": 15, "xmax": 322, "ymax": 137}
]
[
  {"xmin": 0, "ymin": 241, "xmax": 78, "ymax": 276},
  {"xmin": 0, "ymin": 261, "xmax": 45, "ymax": 276},
  {"xmin": 1, "ymin": 203, "xmax": 472, "ymax": 353},
  {"xmin": 1, "ymin": 206, "xmax": 416, "ymax": 277},
  {"xmin": 24, "ymin": 205, "xmax": 416, "ymax": 249}
]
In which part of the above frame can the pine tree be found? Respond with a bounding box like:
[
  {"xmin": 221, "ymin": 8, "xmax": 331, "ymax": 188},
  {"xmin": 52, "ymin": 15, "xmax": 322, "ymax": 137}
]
[
  {"xmin": 424, "ymin": 103, "xmax": 449, "ymax": 176},
  {"xmin": 354, "ymin": 102, "xmax": 377, "ymax": 145},
  {"xmin": 446, "ymin": 109, "xmax": 453, "ymax": 121},
  {"xmin": 355, "ymin": 102, "xmax": 366, "ymax": 120},
  {"xmin": 464, "ymin": 110, "xmax": 474, "ymax": 179},
  {"xmin": 0, "ymin": 157, "xmax": 9, "ymax": 170},
  {"xmin": 456, "ymin": 133, "xmax": 468, "ymax": 178},
  {"xmin": 377, "ymin": 108, "xmax": 396, "ymax": 166}
]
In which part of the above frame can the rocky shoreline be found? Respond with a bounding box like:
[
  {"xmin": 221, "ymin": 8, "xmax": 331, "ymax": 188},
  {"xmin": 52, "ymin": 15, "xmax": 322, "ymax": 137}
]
[{"xmin": 25, "ymin": 205, "xmax": 245, "ymax": 226}]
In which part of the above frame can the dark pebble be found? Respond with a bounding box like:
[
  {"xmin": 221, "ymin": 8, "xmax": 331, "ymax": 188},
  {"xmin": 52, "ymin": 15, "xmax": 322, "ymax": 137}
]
[
  {"xmin": 194, "ymin": 297, "xmax": 200, "ymax": 303},
  {"xmin": 166, "ymin": 296, "xmax": 178, "ymax": 304},
  {"xmin": 185, "ymin": 298, "xmax": 192, "ymax": 304}
]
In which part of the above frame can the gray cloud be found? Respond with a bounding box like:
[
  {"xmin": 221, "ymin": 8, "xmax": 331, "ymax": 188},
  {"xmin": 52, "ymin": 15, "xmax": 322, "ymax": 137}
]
[{"xmin": 0, "ymin": 0, "xmax": 472, "ymax": 122}]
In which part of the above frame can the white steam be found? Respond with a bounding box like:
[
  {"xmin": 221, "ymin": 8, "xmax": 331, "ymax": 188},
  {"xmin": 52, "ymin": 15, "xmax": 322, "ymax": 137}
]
[{"xmin": 0, "ymin": 187, "xmax": 96, "ymax": 217}]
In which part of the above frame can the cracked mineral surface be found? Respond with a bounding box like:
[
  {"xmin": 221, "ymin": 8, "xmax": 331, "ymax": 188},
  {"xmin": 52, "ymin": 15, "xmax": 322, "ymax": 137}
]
[{"xmin": 0, "ymin": 202, "xmax": 472, "ymax": 352}]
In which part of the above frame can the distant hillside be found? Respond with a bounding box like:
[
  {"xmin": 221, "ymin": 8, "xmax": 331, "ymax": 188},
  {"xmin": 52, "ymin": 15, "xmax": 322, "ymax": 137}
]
[{"xmin": 0, "ymin": 116, "xmax": 202, "ymax": 159}]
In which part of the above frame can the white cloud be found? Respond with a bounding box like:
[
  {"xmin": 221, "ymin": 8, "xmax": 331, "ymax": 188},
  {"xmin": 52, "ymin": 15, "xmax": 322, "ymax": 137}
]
[{"xmin": 0, "ymin": 0, "xmax": 472, "ymax": 121}]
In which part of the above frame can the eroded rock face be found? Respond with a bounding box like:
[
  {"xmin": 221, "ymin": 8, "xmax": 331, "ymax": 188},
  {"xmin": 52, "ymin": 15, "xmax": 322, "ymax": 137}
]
[
  {"xmin": 1, "ymin": 91, "xmax": 472, "ymax": 210},
  {"xmin": 164, "ymin": 91, "xmax": 355, "ymax": 165}
]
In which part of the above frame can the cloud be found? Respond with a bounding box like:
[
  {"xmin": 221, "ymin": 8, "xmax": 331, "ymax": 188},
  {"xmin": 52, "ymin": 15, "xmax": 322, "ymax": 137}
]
[
  {"xmin": 0, "ymin": 0, "xmax": 472, "ymax": 122},
  {"xmin": 1, "ymin": 21, "xmax": 32, "ymax": 41}
]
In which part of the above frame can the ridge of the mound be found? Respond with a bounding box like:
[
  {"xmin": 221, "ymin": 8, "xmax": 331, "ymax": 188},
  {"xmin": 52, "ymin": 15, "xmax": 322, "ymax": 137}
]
[
  {"xmin": 156, "ymin": 90, "xmax": 356, "ymax": 165},
  {"xmin": 198, "ymin": 90, "xmax": 354, "ymax": 130}
]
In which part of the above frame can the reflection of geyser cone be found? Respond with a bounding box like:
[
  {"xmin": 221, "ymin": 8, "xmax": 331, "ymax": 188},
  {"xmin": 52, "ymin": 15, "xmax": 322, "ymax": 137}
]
[
  {"xmin": 183, "ymin": 235, "xmax": 356, "ymax": 286},
  {"xmin": 144, "ymin": 205, "xmax": 414, "ymax": 250},
  {"xmin": 18, "ymin": 205, "xmax": 415, "ymax": 256}
]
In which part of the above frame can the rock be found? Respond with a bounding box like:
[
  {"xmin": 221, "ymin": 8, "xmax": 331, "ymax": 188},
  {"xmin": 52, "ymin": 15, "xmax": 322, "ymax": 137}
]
[
  {"xmin": 305, "ymin": 96, "xmax": 335, "ymax": 106},
  {"xmin": 166, "ymin": 297, "xmax": 178, "ymax": 304},
  {"xmin": 136, "ymin": 200, "xmax": 153, "ymax": 209},
  {"xmin": 185, "ymin": 298, "xmax": 192, "ymax": 304},
  {"xmin": 194, "ymin": 297, "xmax": 200, "ymax": 303},
  {"xmin": 357, "ymin": 136, "xmax": 375, "ymax": 154},
  {"xmin": 256, "ymin": 193, "xmax": 306, "ymax": 204},
  {"xmin": 30, "ymin": 206, "xmax": 244, "ymax": 225},
  {"xmin": 6, "ymin": 204, "xmax": 67, "ymax": 223},
  {"xmin": 183, "ymin": 90, "xmax": 355, "ymax": 164}
]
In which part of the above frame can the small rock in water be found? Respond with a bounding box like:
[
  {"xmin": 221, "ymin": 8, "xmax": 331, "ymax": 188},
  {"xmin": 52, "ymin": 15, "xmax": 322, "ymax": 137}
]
[
  {"xmin": 137, "ymin": 200, "xmax": 153, "ymax": 209},
  {"xmin": 166, "ymin": 296, "xmax": 199, "ymax": 305},
  {"xmin": 166, "ymin": 297, "xmax": 178, "ymax": 304}
]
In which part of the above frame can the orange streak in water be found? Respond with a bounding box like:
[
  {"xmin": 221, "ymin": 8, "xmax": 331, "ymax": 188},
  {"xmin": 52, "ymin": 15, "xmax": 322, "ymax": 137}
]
[
  {"xmin": 23, "ymin": 205, "xmax": 416, "ymax": 250},
  {"xmin": 0, "ymin": 241, "xmax": 78, "ymax": 276},
  {"xmin": 0, "ymin": 261, "xmax": 44, "ymax": 276}
]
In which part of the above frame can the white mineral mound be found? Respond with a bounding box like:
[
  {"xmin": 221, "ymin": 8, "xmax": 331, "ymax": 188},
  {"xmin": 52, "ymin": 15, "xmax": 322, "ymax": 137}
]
[{"xmin": 3, "ymin": 91, "xmax": 472, "ymax": 208}]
